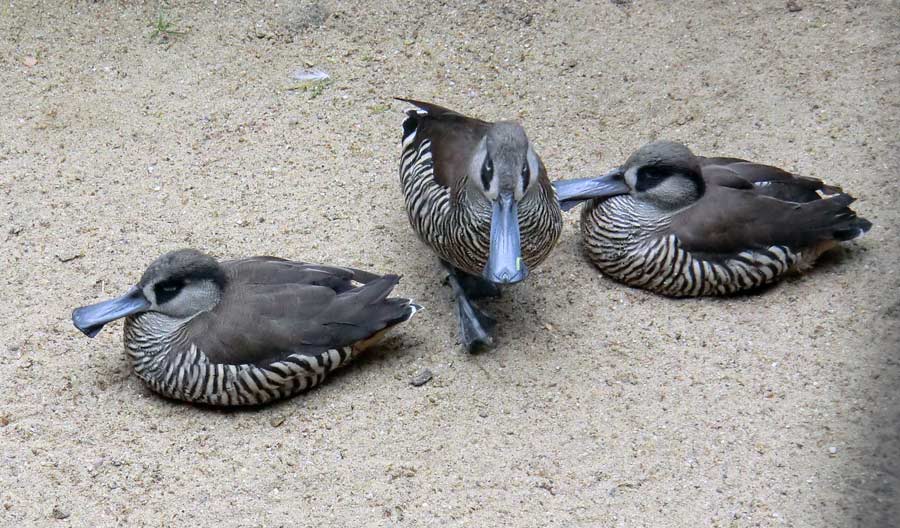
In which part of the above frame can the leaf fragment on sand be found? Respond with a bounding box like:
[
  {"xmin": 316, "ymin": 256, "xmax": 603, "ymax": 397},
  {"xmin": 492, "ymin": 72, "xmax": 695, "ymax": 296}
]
[
  {"xmin": 285, "ymin": 68, "xmax": 332, "ymax": 97},
  {"xmin": 291, "ymin": 68, "xmax": 330, "ymax": 82}
]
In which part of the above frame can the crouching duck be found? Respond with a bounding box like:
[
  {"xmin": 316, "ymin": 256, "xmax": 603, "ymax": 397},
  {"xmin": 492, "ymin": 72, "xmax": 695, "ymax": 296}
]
[
  {"xmin": 72, "ymin": 249, "xmax": 421, "ymax": 405},
  {"xmin": 554, "ymin": 141, "xmax": 872, "ymax": 297},
  {"xmin": 397, "ymin": 99, "xmax": 562, "ymax": 351}
]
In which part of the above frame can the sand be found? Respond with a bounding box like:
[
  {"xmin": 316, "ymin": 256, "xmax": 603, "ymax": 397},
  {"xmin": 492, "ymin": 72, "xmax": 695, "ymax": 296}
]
[{"xmin": 1, "ymin": 0, "xmax": 898, "ymax": 526}]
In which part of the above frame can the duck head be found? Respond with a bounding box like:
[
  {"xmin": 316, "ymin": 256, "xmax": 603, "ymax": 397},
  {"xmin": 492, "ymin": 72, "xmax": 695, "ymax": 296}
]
[
  {"xmin": 555, "ymin": 141, "xmax": 705, "ymax": 212},
  {"xmin": 621, "ymin": 141, "xmax": 705, "ymax": 210},
  {"xmin": 72, "ymin": 249, "xmax": 227, "ymax": 337},
  {"xmin": 467, "ymin": 122, "xmax": 540, "ymax": 284}
]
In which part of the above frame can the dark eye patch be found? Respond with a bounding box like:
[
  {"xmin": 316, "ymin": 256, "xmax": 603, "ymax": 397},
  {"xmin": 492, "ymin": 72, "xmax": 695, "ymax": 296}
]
[
  {"xmin": 521, "ymin": 163, "xmax": 530, "ymax": 191},
  {"xmin": 635, "ymin": 166, "xmax": 672, "ymax": 192},
  {"xmin": 481, "ymin": 157, "xmax": 493, "ymax": 190},
  {"xmin": 154, "ymin": 278, "xmax": 184, "ymax": 304}
]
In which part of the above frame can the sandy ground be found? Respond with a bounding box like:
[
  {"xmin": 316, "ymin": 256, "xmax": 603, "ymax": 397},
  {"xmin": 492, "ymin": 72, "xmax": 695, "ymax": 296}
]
[{"xmin": 1, "ymin": 0, "xmax": 898, "ymax": 526}]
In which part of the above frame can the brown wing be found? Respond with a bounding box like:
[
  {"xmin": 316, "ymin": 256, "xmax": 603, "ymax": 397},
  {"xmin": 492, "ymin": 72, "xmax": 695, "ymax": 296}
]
[
  {"xmin": 670, "ymin": 184, "xmax": 870, "ymax": 257},
  {"xmin": 397, "ymin": 98, "xmax": 490, "ymax": 191},
  {"xmin": 186, "ymin": 258, "xmax": 414, "ymax": 366},
  {"xmin": 222, "ymin": 257, "xmax": 382, "ymax": 290},
  {"xmin": 700, "ymin": 157, "xmax": 841, "ymax": 202}
]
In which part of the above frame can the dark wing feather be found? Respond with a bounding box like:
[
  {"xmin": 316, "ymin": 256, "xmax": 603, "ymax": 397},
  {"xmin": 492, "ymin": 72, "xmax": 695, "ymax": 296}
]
[
  {"xmin": 187, "ymin": 260, "xmax": 414, "ymax": 366},
  {"xmin": 397, "ymin": 97, "xmax": 490, "ymax": 190},
  {"xmin": 699, "ymin": 156, "xmax": 750, "ymax": 166},
  {"xmin": 700, "ymin": 158, "xmax": 841, "ymax": 202},
  {"xmin": 222, "ymin": 257, "xmax": 382, "ymax": 292},
  {"xmin": 671, "ymin": 185, "xmax": 871, "ymax": 257}
]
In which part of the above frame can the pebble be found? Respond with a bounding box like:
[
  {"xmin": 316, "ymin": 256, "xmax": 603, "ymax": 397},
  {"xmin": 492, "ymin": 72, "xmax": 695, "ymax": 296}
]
[
  {"xmin": 51, "ymin": 506, "xmax": 69, "ymax": 520},
  {"xmin": 828, "ymin": 446, "xmax": 838, "ymax": 455},
  {"xmin": 409, "ymin": 369, "xmax": 433, "ymax": 387},
  {"xmin": 786, "ymin": 0, "xmax": 802, "ymax": 12}
]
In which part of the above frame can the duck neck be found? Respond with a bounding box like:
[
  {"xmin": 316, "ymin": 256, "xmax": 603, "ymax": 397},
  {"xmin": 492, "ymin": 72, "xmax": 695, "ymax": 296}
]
[
  {"xmin": 596, "ymin": 196, "xmax": 677, "ymax": 247},
  {"xmin": 123, "ymin": 311, "xmax": 192, "ymax": 368}
]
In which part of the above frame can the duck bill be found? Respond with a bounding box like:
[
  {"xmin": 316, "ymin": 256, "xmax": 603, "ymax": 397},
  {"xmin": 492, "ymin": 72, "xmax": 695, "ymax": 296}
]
[
  {"xmin": 554, "ymin": 167, "xmax": 629, "ymax": 211},
  {"xmin": 483, "ymin": 193, "xmax": 529, "ymax": 284},
  {"xmin": 72, "ymin": 286, "xmax": 150, "ymax": 338}
]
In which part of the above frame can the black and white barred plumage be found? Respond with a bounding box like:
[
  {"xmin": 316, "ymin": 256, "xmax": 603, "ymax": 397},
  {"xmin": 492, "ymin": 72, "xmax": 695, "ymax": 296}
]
[
  {"xmin": 123, "ymin": 312, "xmax": 358, "ymax": 406},
  {"xmin": 399, "ymin": 105, "xmax": 561, "ymax": 276},
  {"xmin": 581, "ymin": 196, "xmax": 802, "ymax": 297}
]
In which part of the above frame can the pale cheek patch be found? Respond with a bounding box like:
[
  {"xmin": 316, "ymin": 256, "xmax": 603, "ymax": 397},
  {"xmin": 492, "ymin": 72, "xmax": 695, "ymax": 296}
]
[
  {"xmin": 520, "ymin": 146, "xmax": 540, "ymax": 200},
  {"xmin": 142, "ymin": 285, "xmax": 157, "ymax": 307},
  {"xmin": 469, "ymin": 141, "xmax": 499, "ymax": 200},
  {"xmin": 625, "ymin": 167, "xmax": 639, "ymax": 189},
  {"xmin": 648, "ymin": 176, "xmax": 696, "ymax": 204}
]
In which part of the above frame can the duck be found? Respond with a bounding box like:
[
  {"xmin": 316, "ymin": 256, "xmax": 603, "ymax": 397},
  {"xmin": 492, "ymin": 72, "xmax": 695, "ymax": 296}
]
[
  {"xmin": 553, "ymin": 140, "xmax": 872, "ymax": 297},
  {"xmin": 397, "ymin": 99, "xmax": 562, "ymax": 351},
  {"xmin": 72, "ymin": 249, "xmax": 421, "ymax": 406}
]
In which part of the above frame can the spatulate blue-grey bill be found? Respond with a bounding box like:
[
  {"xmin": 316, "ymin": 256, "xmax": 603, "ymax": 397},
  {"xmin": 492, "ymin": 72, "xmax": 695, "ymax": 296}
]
[
  {"xmin": 72, "ymin": 286, "xmax": 150, "ymax": 338},
  {"xmin": 554, "ymin": 168, "xmax": 629, "ymax": 211},
  {"xmin": 483, "ymin": 194, "xmax": 528, "ymax": 283}
]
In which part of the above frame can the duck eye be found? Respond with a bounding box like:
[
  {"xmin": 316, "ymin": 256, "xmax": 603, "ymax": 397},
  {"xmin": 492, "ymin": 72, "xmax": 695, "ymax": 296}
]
[
  {"xmin": 635, "ymin": 166, "xmax": 669, "ymax": 192},
  {"xmin": 521, "ymin": 163, "xmax": 530, "ymax": 190},
  {"xmin": 481, "ymin": 157, "xmax": 493, "ymax": 190},
  {"xmin": 639, "ymin": 167, "xmax": 668, "ymax": 181},
  {"xmin": 154, "ymin": 279, "xmax": 183, "ymax": 303}
]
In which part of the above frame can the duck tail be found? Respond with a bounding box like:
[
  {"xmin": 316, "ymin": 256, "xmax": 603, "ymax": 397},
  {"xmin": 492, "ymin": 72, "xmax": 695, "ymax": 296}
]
[
  {"xmin": 346, "ymin": 275, "xmax": 422, "ymax": 354},
  {"xmin": 801, "ymin": 193, "xmax": 872, "ymax": 243}
]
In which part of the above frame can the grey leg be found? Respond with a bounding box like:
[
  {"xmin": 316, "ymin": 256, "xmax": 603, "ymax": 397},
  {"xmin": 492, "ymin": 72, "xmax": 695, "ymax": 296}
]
[
  {"xmin": 454, "ymin": 269, "xmax": 502, "ymax": 300},
  {"xmin": 441, "ymin": 261, "xmax": 497, "ymax": 352}
]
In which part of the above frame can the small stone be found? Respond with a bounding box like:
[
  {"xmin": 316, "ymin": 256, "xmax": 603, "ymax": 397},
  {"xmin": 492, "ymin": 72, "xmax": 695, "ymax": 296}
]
[
  {"xmin": 51, "ymin": 506, "xmax": 69, "ymax": 520},
  {"xmin": 478, "ymin": 411, "xmax": 488, "ymax": 418},
  {"xmin": 270, "ymin": 416, "xmax": 286, "ymax": 428},
  {"xmin": 0, "ymin": 415, "xmax": 9, "ymax": 427},
  {"xmin": 22, "ymin": 56, "xmax": 37, "ymax": 67},
  {"xmin": 828, "ymin": 446, "xmax": 838, "ymax": 455},
  {"xmin": 409, "ymin": 369, "xmax": 433, "ymax": 387},
  {"xmin": 254, "ymin": 20, "xmax": 275, "ymax": 39},
  {"xmin": 786, "ymin": 0, "xmax": 802, "ymax": 12}
]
